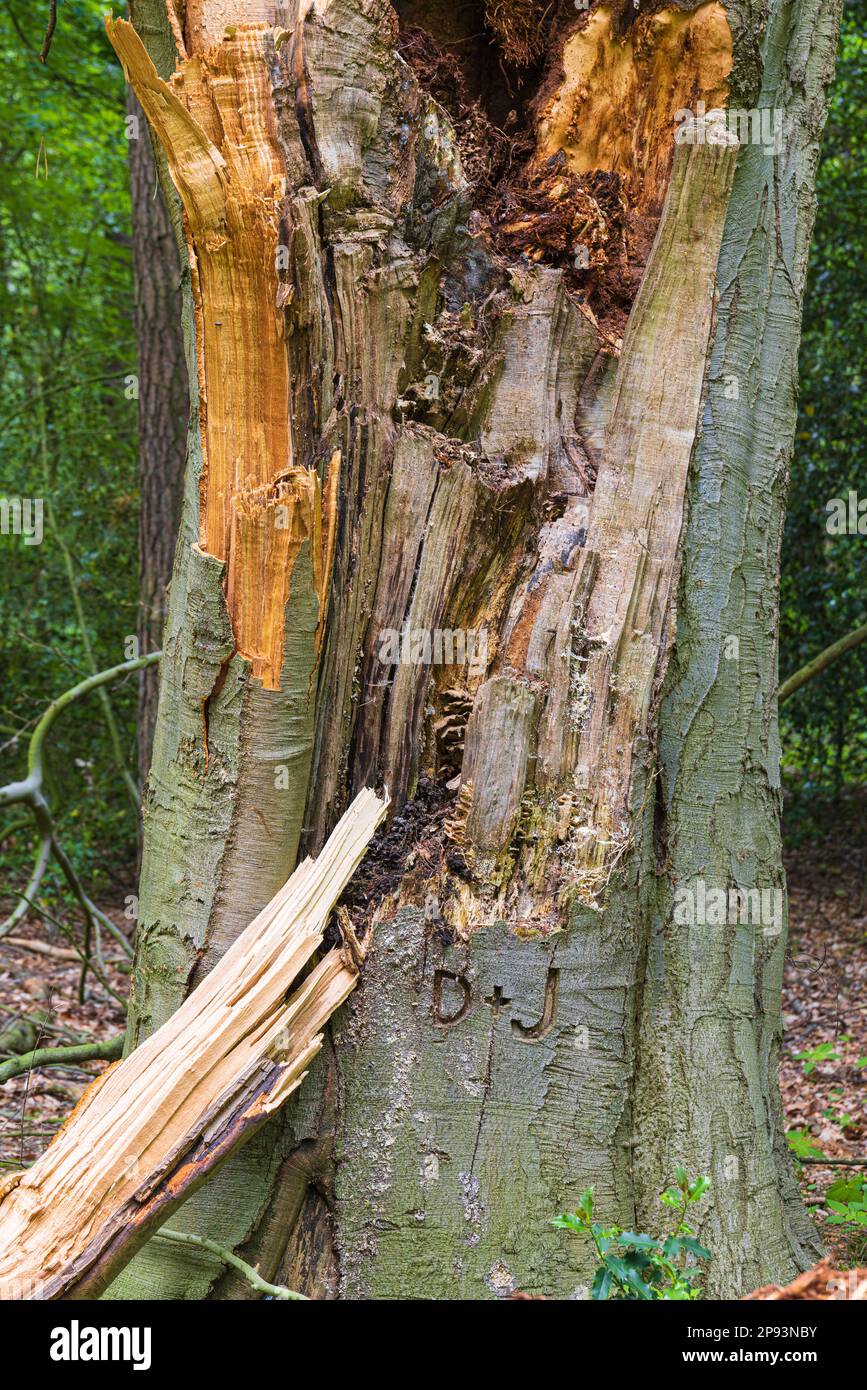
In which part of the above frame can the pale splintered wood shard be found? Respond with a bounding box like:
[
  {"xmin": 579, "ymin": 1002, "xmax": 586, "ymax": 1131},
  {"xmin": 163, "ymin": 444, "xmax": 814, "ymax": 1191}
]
[{"xmin": 0, "ymin": 789, "xmax": 387, "ymax": 1300}]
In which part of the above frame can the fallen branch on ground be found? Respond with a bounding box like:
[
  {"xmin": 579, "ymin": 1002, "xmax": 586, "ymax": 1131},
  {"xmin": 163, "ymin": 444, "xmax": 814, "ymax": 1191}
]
[
  {"xmin": 795, "ymin": 1156, "xmax": 867, "ymax": 1167},
  {"xmin": 0, "ymin": 788, "xmax": 387, "ymax": 1300},
  {"xmin": 1, "ymin": 936, "xmax": 87, "ymax": 962}
]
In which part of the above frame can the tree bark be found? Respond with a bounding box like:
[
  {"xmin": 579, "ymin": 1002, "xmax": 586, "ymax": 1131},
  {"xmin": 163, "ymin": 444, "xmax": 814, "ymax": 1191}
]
[
  {"xmin": 103, "ymin": 0, "xmax": 842, "ymax": 1300},
  {"xmin": 128, "ymin": 63, "xmax": 188, "ymax": 781}
]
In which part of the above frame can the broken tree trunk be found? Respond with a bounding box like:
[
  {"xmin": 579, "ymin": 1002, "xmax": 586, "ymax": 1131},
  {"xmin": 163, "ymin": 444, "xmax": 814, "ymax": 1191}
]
[
  {"xmin": 0, "ymin": 790, "xmax": 386, "ymax": 1300},
  {"xmin": 105, "ymin": 0, "xmax": 842, "ymax": 1299}
]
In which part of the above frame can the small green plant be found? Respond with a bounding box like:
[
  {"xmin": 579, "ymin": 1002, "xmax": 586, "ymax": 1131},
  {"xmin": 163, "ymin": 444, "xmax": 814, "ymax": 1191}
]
[
  {"xmin": 787, "ymin": 1127, "xmax": 826, "ymax": 1161},
  {"xmin": 553, "ymin": 1169, "xmax": 711, "ymax": 1300},
  {"xmin": 825, "ymin": 1176, "xmax": 867, "ymax": 1265},
  {"xmin": 822, "ymin": 1105, "xmax": 859, "ymax": 1132},
  {"xmin": 793, "ymin": 1042, "xmax": 839, "ymax": 1076},
  {"xmin": 826, "ymin": 1176, "xmax": 867, "ymax": 1227}
]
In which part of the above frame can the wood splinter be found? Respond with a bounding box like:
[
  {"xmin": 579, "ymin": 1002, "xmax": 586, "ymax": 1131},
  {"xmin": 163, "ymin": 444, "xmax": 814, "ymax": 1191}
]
[{"xmin": 0, "ymin": 789, "xmax": 388, "ymax": 1301}]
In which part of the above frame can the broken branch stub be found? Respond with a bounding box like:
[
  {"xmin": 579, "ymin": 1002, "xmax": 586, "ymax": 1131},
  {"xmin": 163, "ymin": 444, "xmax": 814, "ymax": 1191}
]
[{"xmin": 0, "ymin": 789, "xmax": 387, "ymax": 1301}]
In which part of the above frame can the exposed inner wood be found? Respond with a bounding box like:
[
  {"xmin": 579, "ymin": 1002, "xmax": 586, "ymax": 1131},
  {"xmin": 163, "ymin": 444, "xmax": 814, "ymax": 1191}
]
[
  {"xmin": 108, "ymin": 16, "xmax": 333, "ymax": 690},
  {"xmin": 0, "ymin": 790, "xmax": 387, "ymax": 1300},
  {"xmin": 398, "ymin": 1, "xmax": 732, "ymax": 336},
  {"xmin": 535, "ymin": 3, "xmax": 733, "ymax": 214}
]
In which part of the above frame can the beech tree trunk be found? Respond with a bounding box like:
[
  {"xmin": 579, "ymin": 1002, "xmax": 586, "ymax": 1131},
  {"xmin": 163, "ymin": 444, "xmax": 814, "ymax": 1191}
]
[
  {"xmin": 105, "ymin": 0, "xmax": 841, "ymax": 1300},
  {"xmin": 128, "ymin": 71, "xmax": 188, "ymax": 780}
]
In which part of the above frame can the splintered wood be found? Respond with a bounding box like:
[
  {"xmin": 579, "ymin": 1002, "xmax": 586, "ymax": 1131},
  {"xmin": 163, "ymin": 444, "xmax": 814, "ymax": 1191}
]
[
  {"xmin": 0, "ymin": 790, "xmax": 387, "ymax": 1300},
  {"xmin": 106, "ymin": 17, "xmax": 336, "ymax": 691}
]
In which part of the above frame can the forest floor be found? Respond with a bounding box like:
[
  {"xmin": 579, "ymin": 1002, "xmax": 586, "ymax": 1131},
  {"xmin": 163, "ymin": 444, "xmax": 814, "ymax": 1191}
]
[
  {"xmin": 781, "ymin": 819, "xmax": 867, "ymax": 1268},
  {"xmin": 0, "ymin": 820, "xmax": 865, "ymax": 1270}
]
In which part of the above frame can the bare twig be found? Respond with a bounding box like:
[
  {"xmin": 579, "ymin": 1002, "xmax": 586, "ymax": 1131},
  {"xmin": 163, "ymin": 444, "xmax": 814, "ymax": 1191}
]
[
  {"xmin": 0, "ymin": 832, "xmax": 51, "ymax": 935},
  {"xmin": 12, "ymin": 893, "xmax": 125, "ymax": 1008},
  {"xmin": 18, "ymin": 999, "xmax": 51, "ymax": 1164},
  {"xmin": 796, "ymin": 1157, "xmax": 867, "ymax": 1167},
  {"xmin": 2, "ymin": 937, "xmax": 81, "ymax": 961},
  {"xmin": 37, "ymin": 387, "xmax": 140, "ymax": 813},
  {"xmin": 155, "ymin": 1229, "xmax": 308, "ymax": 1299},
  {"xmin": 38, "ymin": 0, "xmax": 58, "ymax": 64}
]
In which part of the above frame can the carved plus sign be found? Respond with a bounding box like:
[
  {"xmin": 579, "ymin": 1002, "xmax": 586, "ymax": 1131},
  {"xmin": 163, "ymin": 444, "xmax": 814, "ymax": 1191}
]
[{"xmin": 484, "ymin": 985, "xmax": 512, "ymax": 1015}]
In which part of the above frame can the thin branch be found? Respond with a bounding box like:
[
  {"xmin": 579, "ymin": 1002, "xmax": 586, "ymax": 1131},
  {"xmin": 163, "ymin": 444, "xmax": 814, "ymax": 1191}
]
[
  {"xmin": 155, "ymin": 1229, "xmax": 309, "ymax": 1299},
  {"xmin": 4, "ymin": 651, "xmax": 159, "ymax": 803},
  {"xmin": 778, "ymin": 621, "xmax": 867, "ymax": 704},
  {"xmin": 0, "ymin": 831, "xmax": 50, "ymax": 935},
  {"xmin": 37, "ymin": 386, "xmax": 140, "ymax": 812},
  {"xmin": 38, "ymin": 0, "xmax": 57, "ymax": 63},
  {"xmin": 0, "ymin": 1036, "xmax": 123, "ymax": 1086},
  {"xmin": 0, "ymin": 655, "xmax": 159, "ymax": 975},
  {"xmin": 0, "ymin": 372, "xmax": 130, "ymax": 435},
  {"xmin": 13, "ymin": 892, "xmax": 126, "ymax": 1008},
  {"xmin": 796, "ymin": 1157, "xmax": 867, "ymax": 1167}
]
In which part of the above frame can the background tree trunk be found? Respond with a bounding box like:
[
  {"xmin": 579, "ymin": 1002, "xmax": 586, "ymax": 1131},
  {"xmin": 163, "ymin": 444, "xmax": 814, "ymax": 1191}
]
[
  {"xmin": 107, "ymin": 0, "xmax": 842, "ymax": 1300},
  {"xmin": 127, "ymin": 40, "xmax": 188, "ymax": 782}
]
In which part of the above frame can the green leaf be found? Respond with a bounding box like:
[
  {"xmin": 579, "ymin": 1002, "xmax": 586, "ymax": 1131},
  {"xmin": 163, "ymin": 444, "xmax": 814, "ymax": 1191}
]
[
  {"xmin": 617, "ymin": 1231, "xmax": 660, "ymax": 1251},
  {"xmin": 590, "ymin": 1267, "xmax": 613, "ymax": 1300},
  {"xmin": 687, "ymin": 1176, "xmax": 711, "ymax": 1202},
  {"xmin": 827, "ymin": 1177, "xmax": 866, "ymax": 1204},
  {"xmin": 793, "ymin": 1043, "xmax": 839, "ymax": 1076},
  {"xmin": 787, "ymin": 1127, "xmax": 826, "ymax": 1160},
  {"xmin": 551, "ymin": 1213, "xmax": 584, "ymax": 1232}
]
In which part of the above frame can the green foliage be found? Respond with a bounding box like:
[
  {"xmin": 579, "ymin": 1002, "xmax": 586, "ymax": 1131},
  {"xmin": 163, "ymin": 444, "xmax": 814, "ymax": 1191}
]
[
  {"xmin": 0, "ymin": 2, "xmax": 139, "ymax": 906},
  {"xmin": 781, "ymin": 0, "xmax": 867, "ymax": 827},
  {"xmin": 553, "ymin": 1170, "xmax": 711, "ymax": 1300},
  {"xmin": 825, "ymin": 1174, "xmax": 867, "ymax": 1226},
  {"xmin": 824, "ymin": 1175, "xmax": 867, "ymax": 1265},
  {"xmin": 786, "ymin": 1127, "xmax": 826, "ymax": 1161},
  {"xmin": 793, "ymin": 1042, "xmax": 840, "ymax": 1076}
]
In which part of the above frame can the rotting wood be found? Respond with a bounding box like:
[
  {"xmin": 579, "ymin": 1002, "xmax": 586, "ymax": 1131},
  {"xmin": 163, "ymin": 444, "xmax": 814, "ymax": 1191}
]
[
  {"xmin": 110, "ymin": 1, "xmax": 742, "ymax": 954},
  {"xmin": 535, "ymin": 3, "xmax": 733, "ymax": 215},
  {"xmin": 0, "ymin": 789, "xmax": 386, "ymax": 1300}
]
